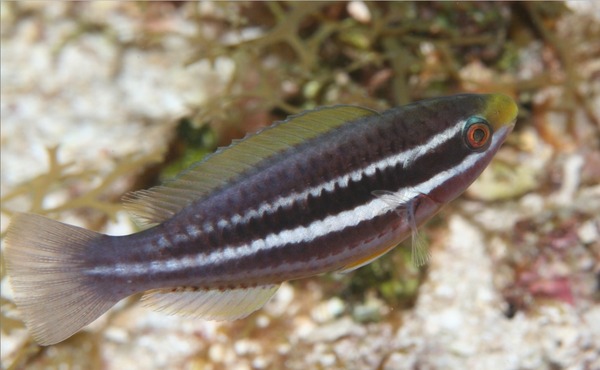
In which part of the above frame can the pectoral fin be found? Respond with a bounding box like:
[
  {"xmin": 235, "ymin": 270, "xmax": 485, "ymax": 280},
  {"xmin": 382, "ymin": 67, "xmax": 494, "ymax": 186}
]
[{"xmin": 372, "ymin": 189, "xmax": 431, "ymax": 267}]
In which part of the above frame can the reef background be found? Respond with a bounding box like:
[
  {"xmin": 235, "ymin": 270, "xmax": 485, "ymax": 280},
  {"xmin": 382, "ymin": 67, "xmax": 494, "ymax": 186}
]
[{"xmin": 1, "ymin": 2, "xmax": 599, "ymax": 369}]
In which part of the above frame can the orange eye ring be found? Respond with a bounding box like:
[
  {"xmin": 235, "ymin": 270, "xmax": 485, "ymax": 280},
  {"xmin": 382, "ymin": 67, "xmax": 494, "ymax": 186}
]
[{"xmin": 463, "ymin": 117, "xmax": 492, "ymax": 151}]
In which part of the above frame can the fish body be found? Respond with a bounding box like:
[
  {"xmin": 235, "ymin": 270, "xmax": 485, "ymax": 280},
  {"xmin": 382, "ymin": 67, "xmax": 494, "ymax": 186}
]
[{"xmin": 5, "ymin": 94, "xmax": 518, "ymax": 345}]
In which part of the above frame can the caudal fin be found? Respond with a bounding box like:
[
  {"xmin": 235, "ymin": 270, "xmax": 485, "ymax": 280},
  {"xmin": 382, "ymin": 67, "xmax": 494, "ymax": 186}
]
[{"xmin": 4, "ymin": 213, "xmax": 120, "ymax": 345}]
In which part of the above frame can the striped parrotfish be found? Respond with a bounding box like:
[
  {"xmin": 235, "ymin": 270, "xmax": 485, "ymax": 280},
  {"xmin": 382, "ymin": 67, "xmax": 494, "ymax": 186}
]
[{"xmin": 5, "ymin": 93, "xmax": 517, "ymax": 345}]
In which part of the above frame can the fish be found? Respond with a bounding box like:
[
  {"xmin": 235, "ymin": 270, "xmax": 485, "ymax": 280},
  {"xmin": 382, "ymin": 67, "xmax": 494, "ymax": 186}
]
[{"xmin": 4, "ymin": 93, "xmax": 518, "ymax": 345}]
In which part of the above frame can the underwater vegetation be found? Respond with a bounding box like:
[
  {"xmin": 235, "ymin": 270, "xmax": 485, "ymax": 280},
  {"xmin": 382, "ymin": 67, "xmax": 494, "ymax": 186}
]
[{"xmin": 1, "ymin": 1, "xmax": 599, "ymax": 369}]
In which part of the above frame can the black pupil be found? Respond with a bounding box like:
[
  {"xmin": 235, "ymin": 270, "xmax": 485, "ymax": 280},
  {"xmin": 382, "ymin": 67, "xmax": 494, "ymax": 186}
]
[{"xmin": 473, "ymin": 127, "xmax": 485, "ymax": 142}]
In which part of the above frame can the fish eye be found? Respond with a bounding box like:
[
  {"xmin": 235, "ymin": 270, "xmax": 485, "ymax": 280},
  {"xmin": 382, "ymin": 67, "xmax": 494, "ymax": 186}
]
[{"xmin": 463, "ymin": 117, "xmax": 492, "ymax": 151}]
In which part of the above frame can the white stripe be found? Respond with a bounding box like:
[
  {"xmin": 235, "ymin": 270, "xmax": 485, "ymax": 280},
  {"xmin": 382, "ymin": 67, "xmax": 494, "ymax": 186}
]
[
  {"xmin": 207, "ymin": 121, "xmax": 464, "ymax": 230},
  {"xmin": 87, "ymin": 147, "xmax": 484, "ymax": 277}
]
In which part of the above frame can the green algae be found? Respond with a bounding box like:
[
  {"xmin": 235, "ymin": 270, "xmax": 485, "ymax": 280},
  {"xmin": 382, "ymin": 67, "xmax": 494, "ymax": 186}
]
[
  {"xmin": 159, "ymin": 118, "xmax": 218, "ymax": 182},
  {"xmin": 3, "ymin": 2, "xmax": 598, "ymax": 369}
]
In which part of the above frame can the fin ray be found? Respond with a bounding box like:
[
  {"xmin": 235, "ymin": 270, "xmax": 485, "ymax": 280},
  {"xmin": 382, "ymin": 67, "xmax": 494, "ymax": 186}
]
[
  {"xmin": 142, "ymin": 284, "xmax": 280, "ymax": 320},
  {"xmin": 124, "ymin": 106, "xmax": 378, "ymax": 225},
  {"xmin": 372, "ymin": 190, "xmax": 431, "ymax": 267},
  {"xmin": 4, "ymin": 213, "xmax": 121, "ymax": 345}
]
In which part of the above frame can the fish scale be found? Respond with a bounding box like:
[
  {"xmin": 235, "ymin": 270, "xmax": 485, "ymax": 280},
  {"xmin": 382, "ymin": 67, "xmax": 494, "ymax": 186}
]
[{"xmin": 5, "ymin": 93, "xmax": 518, "ymax": 345}]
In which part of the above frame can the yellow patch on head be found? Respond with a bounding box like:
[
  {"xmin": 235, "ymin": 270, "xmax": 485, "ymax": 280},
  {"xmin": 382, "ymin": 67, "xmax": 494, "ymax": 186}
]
[{"xmin": 483, "ymin": 94, "xmax": 518, "ymax": 131}]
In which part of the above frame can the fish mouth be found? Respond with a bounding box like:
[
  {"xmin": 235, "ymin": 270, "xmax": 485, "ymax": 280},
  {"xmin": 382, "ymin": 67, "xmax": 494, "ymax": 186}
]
[{"xmin": 490, "ymin": 122, "xmax": 514, "ymax": 150}]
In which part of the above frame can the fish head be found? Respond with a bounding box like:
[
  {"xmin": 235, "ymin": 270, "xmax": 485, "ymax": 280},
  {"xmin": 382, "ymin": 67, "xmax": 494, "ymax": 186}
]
[{"xmin": 420, "ymin": 93, "xmax": 518, "ymax": 205}]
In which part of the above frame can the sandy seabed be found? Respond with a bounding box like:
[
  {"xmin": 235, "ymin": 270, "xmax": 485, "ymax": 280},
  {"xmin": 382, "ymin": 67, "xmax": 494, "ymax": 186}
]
[{"xmin": 1, "ymin": 2, "xmax": 599, "ymax": 370}]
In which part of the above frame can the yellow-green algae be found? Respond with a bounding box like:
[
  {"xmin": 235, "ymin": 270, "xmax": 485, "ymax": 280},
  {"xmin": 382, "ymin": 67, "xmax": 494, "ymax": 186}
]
[{"xmin": 2, "ymin": 2, "xmax": 599, "ymax": 369}]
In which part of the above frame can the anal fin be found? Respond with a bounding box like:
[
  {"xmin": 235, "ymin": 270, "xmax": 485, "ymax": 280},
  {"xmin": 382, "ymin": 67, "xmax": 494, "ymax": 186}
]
[
  {"xmin": 338, "ymin": 241, "xmax": 398, "ymax": 273},
  {"xmin": 142, "ymin": 284, "xmax": 279, "ymax": 320}
]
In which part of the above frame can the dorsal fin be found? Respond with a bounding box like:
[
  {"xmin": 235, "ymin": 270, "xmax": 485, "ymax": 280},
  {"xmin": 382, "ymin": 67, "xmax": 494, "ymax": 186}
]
[{"xmin": 124, "ymin": 105, "xmax": 379, "ymax": 225}]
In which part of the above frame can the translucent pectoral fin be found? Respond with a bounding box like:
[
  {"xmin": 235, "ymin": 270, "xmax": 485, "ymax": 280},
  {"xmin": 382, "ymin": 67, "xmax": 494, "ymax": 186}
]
[
  {"xmin": 410, "ymin": 226, "xmax": 430, "ymax": 267},
  {"xmin": 372, "ymin": 190, "xmax": 407, "ymax": 211},
  {"xmin": 406, "ymin": 195, "xmax": 431, "ymax": 267},
  {"xmin": 372, "ymin": 189, "xmax": 431, "ymax": 267},
  {"xmin": 142, "ymin": 284, "xmax": 279, "ymax": 320}
]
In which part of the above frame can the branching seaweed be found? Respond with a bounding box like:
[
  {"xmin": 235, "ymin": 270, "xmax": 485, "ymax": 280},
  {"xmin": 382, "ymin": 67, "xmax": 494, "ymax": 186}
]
[
  {"xmin": 1, "ymin": 146, "xmax": 164, "ymax": 236},
  {"xmin": 181, "ymin": 2, "xmax": 525, "ymax": 135},
  {"xmin": 1, "ymin": 146, "xmax": 164, "ymax": 366},
  {"xmin": 1, "ymin": 2, "xmax": 599, "ymax": 368}
]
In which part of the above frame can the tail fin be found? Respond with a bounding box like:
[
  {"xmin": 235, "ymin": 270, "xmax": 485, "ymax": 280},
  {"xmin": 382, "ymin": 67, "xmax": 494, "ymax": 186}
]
[{"xmin": 4, "ymin": 213, "xmax": 121, "ymax": 345}]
